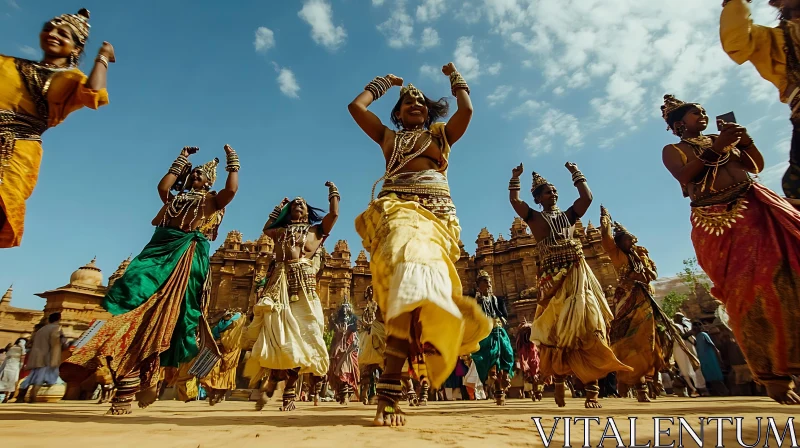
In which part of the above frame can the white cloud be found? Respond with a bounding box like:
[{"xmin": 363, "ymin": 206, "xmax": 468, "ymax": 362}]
[
  {"xmin": 487, "ymin": 62, "xmax": 502, "ymax": 76},
  {"xmin": 487, "ymin": 85, "xmax": 512, "ymax": 106},
  {"xmin": 455, "ymin": 2, "xmax": 482, "ymax": 24},
  {"xmin": 510, "ymin": 99, "xmax": 546, "ymax": 117},
  {"xmin": 420, "ymin": 27, "xmax": 440, "ymax": 50},
  {"xmin": 524, "ymin": 108, "xmax": 583, "ymax": 157},
  {"xmin": 18, "ymin": 45, "xmax": 37, "ymax": 57},
  {"xmin": 253, "ymin": 27, "xmax": 275, "ymax": 53},
  {"xmin": 298, "ymin": 0, "xmax": 347, "ymax": 51},
  {"xmin": 454, "ymin": 36, "xmax": 480, "ymax": 80},
  {"xmin": 7, "ymin": 0, "xmax": 19, "ymax": 9},
  {"xmin": 759, "ymin": 161, "xmax": 788, "ymax": 192},
  {"xmin": 416, "ymin": 0, "xmax": 447, "ymax": 22},
  {"xmin": 372, "ymin": 0, "xmax": 385, "ymax": 5},
  {"xmin": 275, "ymin": 66, "xmax": 300, "ymax": 99},
  {"xmin": 420, "ymin": 64, "xmax": 442, "ymax": 81},
  {"xmin": 378, "ymin": 1, "xmax": 415, "ymax": 49},
  {"xmin": 553, "ymin": 86, "xmax": 565, "ymax": 96}
]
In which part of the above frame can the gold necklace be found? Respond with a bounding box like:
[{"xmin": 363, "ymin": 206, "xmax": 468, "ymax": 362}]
[{"xmin": 369, "ymin": 127, "xmax": 432, "ymax": 201}]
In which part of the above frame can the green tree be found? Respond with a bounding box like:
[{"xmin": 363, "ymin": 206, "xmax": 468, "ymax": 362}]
[
  {"xmin": 323, "ymin": 328, "xmax": 334, "ymax": 352},
  {"xmin": 662, "ymin": 290, "xmax": 688, "ymax": 318},
  {"xmin": 677, "ymin": 257, "xmax": 710, "ymax": 297}
]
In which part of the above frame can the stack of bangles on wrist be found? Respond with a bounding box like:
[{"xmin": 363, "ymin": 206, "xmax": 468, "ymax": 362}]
[
  {"xmin": 449, "ymin": 71, "xmax": 470, "ymax": 96},
  {"xmin": 508, "ymin": 177, "xmax": 521, "ymax": 191},
  {"xmin": 328, "ymin": 186, "xmax": 341, "ymax": 201},
  {"xmin": 365, "ymin": 76, "xmax": 392, "ymax": 100},
  {"xmin": 168, "ymin": 154, "xmax": 189, "ymax": 176},
  {"xmin": 571, "ymin": 170, "xmax": 586, "ymax": 185},
  {"xmin": 95, "ymin": 54, "xmax": 109, "ymax": 69},
  {"xmin": 226, "ymin": 150, "xmax": 241, "ymax": 172},
  {"xmin": 269, "ymin": 205, "xmax": 282, "ymax": 220}
]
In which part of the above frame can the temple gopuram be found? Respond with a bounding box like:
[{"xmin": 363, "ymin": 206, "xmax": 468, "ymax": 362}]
[{"xmin": 206, "ymin": 217, "xmax": 619, "ymax": 329}]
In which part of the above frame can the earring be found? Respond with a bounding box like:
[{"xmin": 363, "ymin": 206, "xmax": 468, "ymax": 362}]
[
  {"xmin": 68, "ymin": 50, "xmax": 79, "ymax": 67},
  {"xmin": 674, "ymin": 122, "xmax": 686, "ymax": 137}
]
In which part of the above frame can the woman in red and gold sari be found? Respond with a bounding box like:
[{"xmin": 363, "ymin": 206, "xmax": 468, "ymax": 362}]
[
  {"xmin": 661, "ymin": 94, "xmax": 800, "ymax": 405},
  {"xmin": 0, "ymin": 8, "xmax": 113, "ymax": 248}
]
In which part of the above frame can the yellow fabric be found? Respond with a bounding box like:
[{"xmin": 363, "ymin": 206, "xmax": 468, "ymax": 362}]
[
  {"xmin": 200, "ymin": 316, "xmax": 245, "ymax": 392},
  {"xmin": 244, "ymin": 260, "xmax": 329, "ymax": 378},
  {"xmin": 720, "ymin": 0, "xmax": 789, "ymax": 101},
  {"xmin": 358, "ymin": 320, "xmax": 386, "ymax": 368},
  {"xmin": 531, "ymin": 258, "xmax": 631, "ymax": 384},
  {"xmin": 172, "ymin": 361, "xmax": 198, "ymax": 402},
  {"xmin": 0, "ymin": 54, "xmax": 109, "ymax": 248},
  {"xmin": 355, "ymin": 121, "xmax": 492, "ymax": 388}
]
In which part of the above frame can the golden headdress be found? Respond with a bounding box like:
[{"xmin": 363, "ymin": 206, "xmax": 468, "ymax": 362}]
[
  {"xmin": 477, "ymin": 270, "xmax": 492, "ymax": 283},
  {"xmin": 661, "ymin": 94, "xmax": 699, "ymax": 134},
  {"xmin": 400, "ymin": 83, "xmax": 425, "ymax": 101},
  {"xmin": 49, "ymin": 8, "xmax": 91, "ymax": 47},
  {"xmin": 197, "ymin": 157, "xmax": 219, "ymax": 186},
  {"xmin": 613, "ymin": 221, "xmax": 638, "ymax": 244},
  {"xmin": 531, "ymin": 171, "xmax": 550, "ymax": 193}
]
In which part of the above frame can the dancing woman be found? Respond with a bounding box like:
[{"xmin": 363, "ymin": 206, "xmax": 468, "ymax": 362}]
[
  {"xmin": 0, "ymin": 8, "xmax": 113, "ymax": 248},
  {"xmin": 349, "ymin": 63, "xmax": 491, "ymax": 426},
  {"xmin": 245, "ymin": 187, "xmax": 339, "ymax": 412},
  {"xmin": 61, "ymin": 145, "xmax": 240, "ymax": 415},
  {"xmin": 599, "ymin": 206, "xmax": 695, "ymax": 402},
  {"xmin": 720, "ymin": 0, "xmax": 800, "ymax": 204},
  {"xmin": 660, "ymin": 94, "xmax": 800, "ymax": 405},
  {"xmin": 508, "ymin": 163, "xmax": 631, "ymax": 408}
]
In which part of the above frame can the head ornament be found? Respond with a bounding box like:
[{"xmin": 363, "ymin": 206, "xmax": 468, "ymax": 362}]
[{"xmin": 49, "ymin": 8, "xmax": 91, "ymax": 47}]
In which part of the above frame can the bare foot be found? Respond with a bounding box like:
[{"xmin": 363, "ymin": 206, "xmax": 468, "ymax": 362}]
[
  {"xmin": 313, "ymin": 394, "xmax": 319, "ymax": 407},
  {"xmin": 585, "ymin": 398, "xmax": 602, "ymax": 408},
  {"xmin": 279, "ymin": 398, "xmax": 296, "ymax": 411},
  {"xmin": 373, "ymin": 398, "xmax": 406, "ymax": 427},
  {"xmin": 136, "ymin": 385, "xmax": 158, "ymax": 409},
  {"xmin": 554, "ymin": 383, "xmax": 566, "ymax": 407},
  {"xmin": 767, "ymin": 387, "xmax": 800, "ymax": 405},
  {"xmin": 255, "ymin": 392, "xmax": 269, "ymax": 411},
  {"xmin": 495, "ymin": 394, "xmax": 506, "ymax": 406},
  {"xmin": 637, "ymin": 390, "xmax": 651, "ymax": 403},
  {"xmin": 105, "ymin": 402, "xmax": 133, "ymax": 416}
]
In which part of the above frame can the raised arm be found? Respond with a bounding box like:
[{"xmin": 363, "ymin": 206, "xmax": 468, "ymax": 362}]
[
  {"xmin": 263, "ymin": 197, "xmax": 289, "ymax": 239},
  {"xmin": 85, "ymin": 42, "xmax": 115, "ymax": 91},
  {"xmin": 508, "ymin": 163, "xmax": 532, "ymax": 221},
  {"xmin": 442, "ymin": 63, "xmax": 473, "ymax": 145},
  {"xmin": 157, "ymin": 147, "xmax": 194, "ymax": 203},
  {"xmin": 319, "ymin": 181, "xmax": 340, "ymax": 236},
  {"xmin": 720, "ymin": 0, "xmax": 778, "ymax": 68},
  {"xmin": 565, "ymin": 162, "xmax": 592, "ymax": 222},
  {"xmin": 599, "ymin": 206, "xmax": 623, "ymax": 261},
  {"xmin": 214, "ymin": 145, "xmax": 240, "ymax": 210},
  {"xmin": 347, "ymin": 74, "xmax": 403, "ymax": 144}
]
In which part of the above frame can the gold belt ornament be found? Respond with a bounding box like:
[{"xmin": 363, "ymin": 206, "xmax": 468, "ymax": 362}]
[
  {"xmin": 691, "ymin": 198, "xmax": 748, "ymax": 236},
  {"xmin": 0, "ymin": 109, "xmax": 46, "ymax": 184}
]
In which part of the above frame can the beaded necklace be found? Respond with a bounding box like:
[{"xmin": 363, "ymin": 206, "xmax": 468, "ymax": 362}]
[
  {"xmin": 278, "ymin": 223, "xmax": 311, "ymax": 261},
  {"xmin": 160, "ymin": 189, "xmax": 207, "ymax": 230},
  {"xmin": 538, "ymin": 207, "xmax": 573, "ymax": 258},
  {"xmin": 370, "ymin": 127, "xmax": 432, "ymax": 200}
]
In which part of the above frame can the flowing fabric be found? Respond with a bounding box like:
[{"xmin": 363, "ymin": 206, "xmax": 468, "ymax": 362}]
[
  {"xmin": 531, "ymin": 258, "xmax": 631, "ymax": 384},
  {"xmin": 60, "ymin": 227, "xmax": 213, "ymax": 388},
  {"xmin": 244, "ymin": 260, "xmax": 328, "ymax": 378},
  {"xmin": 471, "ymin": 326, "xmax": 514, "ymax": 383},
  {"xmin": 328, "ymin": 328, "xmax": 360, "ymax": 393},
  {"xmin": 691, "ymin": 183, "xmax": 800, "ymax": 381},
  {"xmin": 0, "ymin": 55, "xmax": 108, "ymax": 248},
  {"xmin": 358, "ymin": 319, "xmax": 385, "ymax": 368},
  {"xmin": 201, "ymin": 314, "xmax": 246, "ymax": 392},
  {"xmin": 171, "ymin": 361, "xmax": 198, "ymax": 402},
  {"xmin": 355, "ymin": 123, "xmax": 491, "ymax": 388},
  {"xmin": 0, "ymin": 345, "xmax": 23, "ymax": 392},
  {"xmin": 695, "ymin": 332, "xmax": 725, "ymax": 383}
]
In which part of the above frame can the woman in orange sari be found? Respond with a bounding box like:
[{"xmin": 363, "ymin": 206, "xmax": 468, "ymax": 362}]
[
  {"xmin": 0, "ymin": 8, "xmax": 113, "ymax": 248},
  {"xmin": 661, "ymin": 94, "xmax": 800, "ymax": 405}
]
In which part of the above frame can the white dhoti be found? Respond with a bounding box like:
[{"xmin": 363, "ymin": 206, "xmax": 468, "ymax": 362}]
[
  {"xmin": 674, "ymin": 343, "xmax": 706, "ymax": 390},
  {"xmin": 245, "ymin": 259, "xmax": 329, "ymax": 378}
]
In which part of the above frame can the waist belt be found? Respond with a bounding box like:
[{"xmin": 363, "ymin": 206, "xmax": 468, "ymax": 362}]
[{"xmin": 0, "ymin": 109, "xmax": 47, "ymax": 184}]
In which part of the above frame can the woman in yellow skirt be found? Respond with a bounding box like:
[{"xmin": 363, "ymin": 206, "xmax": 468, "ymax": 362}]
[
  {"xmin": 349, "ymin": 63, "xmax": 491, "ymax": 427},
  {"xmin": 0, "ymin": 8, "xmax": 113, "ymax": 248}
]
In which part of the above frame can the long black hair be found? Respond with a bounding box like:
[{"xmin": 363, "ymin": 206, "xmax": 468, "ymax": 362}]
[{"xmin": 390, "ymin": 92, "xmax": 450, "ymax": 129}]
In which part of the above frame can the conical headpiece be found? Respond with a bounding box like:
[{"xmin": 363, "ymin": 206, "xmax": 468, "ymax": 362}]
[
  {"xmin": 197, "ymin": 157, "xmax": 219, "ymax": 186},
  {"xmin": 661, "ymin": 94, "xmax": 699, "ymax": 135},
  {"xmin": 531, "ymin": 171, "xmax": 550, "ymax": 193},
  {"xmin": 613, "ymin": 221, "xmax": 637, "ymax": 243},
  {"xmin": 400, "ymin": 83, "xmax": 425, "ymax": 101},
  {"xmin": 49, "ymin": 8, "xmax": 91, "ymax": 47}
]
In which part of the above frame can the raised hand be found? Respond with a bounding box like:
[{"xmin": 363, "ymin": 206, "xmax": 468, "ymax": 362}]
[
  {"xmin": 511, "ymin": 163, "xmax": 524, "ymax": 178},
  {"xmin": 223, "ymin": 144, "xmax": 234, "ymax": 154},
  {"xmin": 385, "ymin": 74, "xmax": 404, "ymax": 87},
  {"xmin": 98, "ymin": 41, "xmax": 116, "ymax": 63},
  {"xmin": 565, "ymin": 162, "xmax": 579, "ymax": 174},
  {"xmin": 442, "ymin": 62, "xmax": 457, "ymax": 76},
  {"xmin": 600, "ymin": 205, "xmax": 609, "ymax": 218},
  {"xmin": 325, "ymin": 181, "xmax": 336, "ymax": 189},
  {"xmin": 715, "ymin": 122, "xmax": 745, "ymax": 151},
  {"xmin": 181, "ymin": 146, "xmax": 199, "ymax": 157},
  {"xmin": 280, "ymin": 197, "xmax": 290, "ymax": 207}
]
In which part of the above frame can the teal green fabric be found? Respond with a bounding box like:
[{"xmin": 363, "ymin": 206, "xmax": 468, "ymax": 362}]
[
  {"xmin": 471, "ymin": 327, "xmax": 515, "ymax": 383},
  {"xmin": 211, "ymin": 312, "xmax": 241, "ymax": 340},
  {"xmin": 102, "ymin": 227, "xmax": 210, "ymax": 368}
]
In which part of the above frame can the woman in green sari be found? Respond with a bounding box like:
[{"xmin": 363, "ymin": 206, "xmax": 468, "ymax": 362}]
[{"xmin": 61, "ymin": 145, "xmax": 240, "ymax": 415}]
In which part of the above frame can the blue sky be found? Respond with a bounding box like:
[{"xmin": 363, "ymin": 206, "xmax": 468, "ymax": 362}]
[{"xmin": 0, "ymin": 0, "xmax": 790, "ymax": 310}]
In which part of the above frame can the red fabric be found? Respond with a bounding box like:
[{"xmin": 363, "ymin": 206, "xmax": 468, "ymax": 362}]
[
  {"xmin": 691, "ymin": 183, "xmax": 800, "ymax": 377},
  {"xmin": 514, "ymin": 322, "xmax": 540, "ymax": 380}
]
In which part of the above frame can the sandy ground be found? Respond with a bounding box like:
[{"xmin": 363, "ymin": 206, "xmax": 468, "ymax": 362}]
[{"xmin": 0, "ymin": 396, "xmax": 797, "ymax": 448}]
